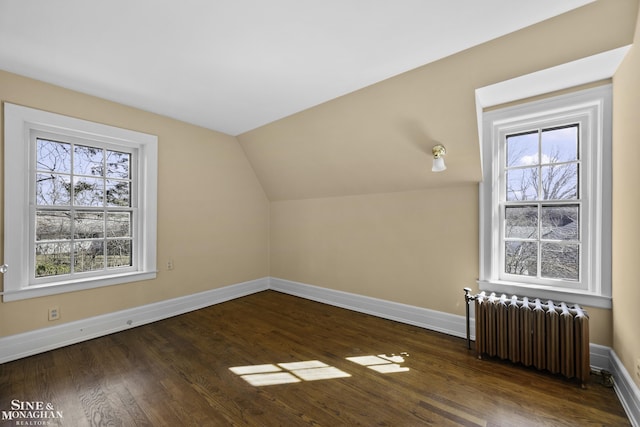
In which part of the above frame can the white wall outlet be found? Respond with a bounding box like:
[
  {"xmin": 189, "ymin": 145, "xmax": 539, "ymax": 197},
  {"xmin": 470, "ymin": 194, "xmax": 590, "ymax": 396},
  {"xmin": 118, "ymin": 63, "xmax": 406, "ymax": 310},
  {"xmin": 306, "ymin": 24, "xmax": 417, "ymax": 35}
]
[
  {"xmin": 167, "ymin": 260, "xmax": 174, "ymax": 270},
  {"xmin": 48, "ymin": 306, "xmax": 60, "ymax": 321}
]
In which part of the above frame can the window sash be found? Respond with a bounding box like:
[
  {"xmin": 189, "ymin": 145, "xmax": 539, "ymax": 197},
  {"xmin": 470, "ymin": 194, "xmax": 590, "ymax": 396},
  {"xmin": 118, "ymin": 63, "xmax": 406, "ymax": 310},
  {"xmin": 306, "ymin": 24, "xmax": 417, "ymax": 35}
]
[
  {"xmin": 494, "ymin": 115, "xmax": 590, "ymax": 290},
  {"xmin": 29, "ymin": 131, "xmax": 139, "ymax": 284},
  {"xmin": 501, "ymin": 202, "xmax": 583, "ymax": 284},
  {"xmin": 498, "ymin": 123, "xmax": 584, "ymax": 288}
]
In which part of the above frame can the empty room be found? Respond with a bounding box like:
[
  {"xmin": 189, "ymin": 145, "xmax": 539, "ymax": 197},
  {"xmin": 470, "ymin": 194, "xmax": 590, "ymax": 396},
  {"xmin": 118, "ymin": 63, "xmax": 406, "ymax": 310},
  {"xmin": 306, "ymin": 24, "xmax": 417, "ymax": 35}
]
[{"xmin": 1, "ymin": 0, "xmax": 639, "ymax": 425}]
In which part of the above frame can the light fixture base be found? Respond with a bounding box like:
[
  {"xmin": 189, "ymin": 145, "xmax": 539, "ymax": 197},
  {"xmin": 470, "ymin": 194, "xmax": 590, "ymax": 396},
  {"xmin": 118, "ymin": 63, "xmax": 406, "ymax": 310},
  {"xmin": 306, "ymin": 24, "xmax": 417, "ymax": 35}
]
[{"xmin": 432, "ymin": 144, "xmax": 446, "ymax": 158}]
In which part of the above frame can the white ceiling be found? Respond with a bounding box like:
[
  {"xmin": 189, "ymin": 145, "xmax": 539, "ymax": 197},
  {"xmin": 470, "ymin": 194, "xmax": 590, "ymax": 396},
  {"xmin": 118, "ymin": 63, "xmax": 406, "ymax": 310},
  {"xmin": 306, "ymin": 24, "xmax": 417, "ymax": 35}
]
[{"xmin": 0, "ymin": 0, "xmax": 594, "ymax": 136}]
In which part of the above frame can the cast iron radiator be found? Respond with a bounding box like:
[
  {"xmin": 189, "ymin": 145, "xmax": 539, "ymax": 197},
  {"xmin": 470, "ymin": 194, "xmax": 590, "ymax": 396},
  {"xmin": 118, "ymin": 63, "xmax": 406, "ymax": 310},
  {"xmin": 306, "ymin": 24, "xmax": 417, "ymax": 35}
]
[{"xmin": 464, "ymin": 289, "xmax": 590, "ymax": 386}]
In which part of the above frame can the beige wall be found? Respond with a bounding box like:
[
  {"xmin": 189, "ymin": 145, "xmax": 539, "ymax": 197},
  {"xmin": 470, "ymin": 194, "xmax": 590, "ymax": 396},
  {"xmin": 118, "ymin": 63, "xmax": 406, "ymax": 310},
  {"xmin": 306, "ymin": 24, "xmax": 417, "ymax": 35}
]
[
  {"xmin": 257, "ymin": 0, "xmax": 639, "ymax": 347},
  {"xmin": 270, "ymin": 186, "xmax": 478, "ymax": 314},
  {"xmin": 0, "ymin": 70, "xmax": 270, "ymax": 337},
  {"xmin": 613, "ymin": 5, "xmax": 640, "ymax": 388}
]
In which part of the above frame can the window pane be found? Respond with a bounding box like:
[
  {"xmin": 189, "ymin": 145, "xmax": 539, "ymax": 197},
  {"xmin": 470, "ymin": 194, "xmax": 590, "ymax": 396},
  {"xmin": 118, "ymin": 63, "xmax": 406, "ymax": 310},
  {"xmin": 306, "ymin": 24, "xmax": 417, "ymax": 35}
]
[
  {"xmin": 74, "ymin": 145, "xmax": 104, "ymax": 176},
  {"xmin": 505, "ymin": 241, "xmax": 537, "ymax": 276},
  {"xmin": 541, "ymin": 243, "xmax": 579, "ymax": 281},
  {"xmin": 505, "ymin": 206, "xmax": 538, "ymax": 239},
  {"xmin": 541, "ymin": 125, "xmax": 578, "ymax": 164},
  {"xmin": 107, "ymin": 240, "xmax": 132, "ymax": 268},
  {"xmin": 106, "ymin": 150, "xmax": 130, "ymax": 179},
  {"xmin": 74, "ymin": 212, "xmax": 104, "ymax": 239},
  {"xmin": 106, "ymin": 212, "xmax": 131, "ymax": 238},
  {"xmin": 106, "ymin": 180, "xmax": 130, "ymax": 207},
  {"xmin": 36, "ymin": 210, "xmax": 71, "ymax": 241},
  {"xmin": 36, "ymin": 173, "xmax": 71, "ymax": 206},
  {"xmin": 36, "ymin": 139, "xmax": 71, "ymax": 173},
  {"xmin": 506, "ymin": 131, "xmax": 538, "ymax": 167},
  {"xmin": 74, "ymin": 241, "xmax": 105, "ymax": 272},
  {"xmin": 541, "ymin": 164, "xmax": 578, "ymax": 200},
  {"xmin": 506, "ymin": 168, "xmax": 538, "ymax": 201},
  {"xmin": 73, "ymin": 177, "xmax": 104, "ymax": 206},
  {"xmin": 35, "ymin": 242, "xmax": 71, "ymax": 277},
  {"xmin": 541, "ymin": 205, "xmax": 578, "ymax": 241}
]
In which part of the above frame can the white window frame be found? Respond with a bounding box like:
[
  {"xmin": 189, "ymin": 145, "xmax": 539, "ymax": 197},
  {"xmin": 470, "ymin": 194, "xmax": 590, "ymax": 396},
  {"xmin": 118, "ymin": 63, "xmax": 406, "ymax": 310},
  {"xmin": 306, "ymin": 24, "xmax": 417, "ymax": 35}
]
[
  {"xmin": 3, "ymin": 103, "xmax": 157, "ymax": 302},
  {"xmin": 479, "ymin": 85, "xmax": 612, "ymax": 308}
]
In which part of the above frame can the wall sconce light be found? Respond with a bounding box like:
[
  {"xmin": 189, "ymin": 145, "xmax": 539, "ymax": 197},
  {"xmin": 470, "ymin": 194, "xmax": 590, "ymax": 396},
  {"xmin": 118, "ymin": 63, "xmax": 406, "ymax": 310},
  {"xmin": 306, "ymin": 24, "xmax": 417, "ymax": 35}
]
[{"xmin": 432, "ymin": 144, "xmax": 447, "ymax": 172}]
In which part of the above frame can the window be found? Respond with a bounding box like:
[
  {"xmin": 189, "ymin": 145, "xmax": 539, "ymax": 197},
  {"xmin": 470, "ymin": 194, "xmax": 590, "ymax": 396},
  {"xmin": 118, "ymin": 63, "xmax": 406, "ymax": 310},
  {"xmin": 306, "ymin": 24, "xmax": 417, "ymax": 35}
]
[
  {"xmin": 479, "ymin": 85, "xmax": 611, "ymax": 308},
  {"xmin": 3, "ymin": 103, "xmax": 157, "ymax": 301}
]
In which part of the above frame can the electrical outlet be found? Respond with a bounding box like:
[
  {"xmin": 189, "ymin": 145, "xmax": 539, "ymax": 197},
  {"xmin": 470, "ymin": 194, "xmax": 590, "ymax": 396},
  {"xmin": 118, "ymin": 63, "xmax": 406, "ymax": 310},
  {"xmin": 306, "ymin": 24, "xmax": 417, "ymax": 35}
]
[
  {"xmin": 48, "ymin": 306, "xmax": 60, "ymax": 321},
  {"xmin": 167, "ymin": 260, "xmax": 174, "ymax": 270}
]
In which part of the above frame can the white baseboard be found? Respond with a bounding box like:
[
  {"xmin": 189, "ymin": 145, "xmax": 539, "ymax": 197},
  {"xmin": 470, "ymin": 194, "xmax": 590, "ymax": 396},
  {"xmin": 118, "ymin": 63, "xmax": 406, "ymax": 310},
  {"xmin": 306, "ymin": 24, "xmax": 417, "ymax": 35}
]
[
  {"xmin": 269, "ymin": 277, "xmax": 472, "ymax": 340},
  {"xmin": 610, "ymin": 349, "xmax": 640, "ymax": 427},
  {"xmin": 588, "ymin": 343, "xmax": 640, "ymax": 426},
  {"xmin": 590, "ymin": 343, "xmax": 613, "ymax": 372},
  {"xmin": 0, "ymin": 277, "xmax": 269, "ymax": 364}
]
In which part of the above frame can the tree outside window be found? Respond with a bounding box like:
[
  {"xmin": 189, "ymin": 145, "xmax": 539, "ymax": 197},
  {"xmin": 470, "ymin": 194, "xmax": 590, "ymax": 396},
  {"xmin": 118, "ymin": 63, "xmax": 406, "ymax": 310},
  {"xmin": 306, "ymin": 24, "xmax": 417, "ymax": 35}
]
[
  {"xmin": 503, "ymin": 125, "xmax": 580, "ymax": 282},
  {"xmin": 34, "ymin": 138, "xmax": 133, "ymax": 278}
]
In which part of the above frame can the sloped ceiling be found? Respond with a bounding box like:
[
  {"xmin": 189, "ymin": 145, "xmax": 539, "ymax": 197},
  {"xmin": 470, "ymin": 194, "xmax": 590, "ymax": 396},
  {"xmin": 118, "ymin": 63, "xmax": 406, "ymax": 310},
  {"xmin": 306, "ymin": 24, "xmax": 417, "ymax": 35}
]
[
  {"xmin": 0, "ymin": 0, "xmax": 593, "ymax": 136},
  {"xmin": 238, "ymin": 0, "xmax": 638, "ymax": 200},
  {"xmin": 1, "ymin": 0, "xmax": 638, "ymax": 201}
]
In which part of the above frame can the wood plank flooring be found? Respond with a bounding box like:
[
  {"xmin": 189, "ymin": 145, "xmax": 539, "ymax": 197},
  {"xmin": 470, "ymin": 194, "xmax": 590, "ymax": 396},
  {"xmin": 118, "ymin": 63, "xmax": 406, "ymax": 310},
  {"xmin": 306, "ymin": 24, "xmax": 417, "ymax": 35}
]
[{"xmin": 0, "ymin": 290, "xmax": 630, "ymax": 426}]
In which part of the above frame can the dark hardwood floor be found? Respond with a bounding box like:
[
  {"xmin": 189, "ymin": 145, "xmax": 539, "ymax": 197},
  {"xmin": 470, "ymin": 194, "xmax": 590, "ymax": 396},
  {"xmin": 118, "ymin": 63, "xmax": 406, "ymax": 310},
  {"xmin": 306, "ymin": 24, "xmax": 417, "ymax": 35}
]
[{"xmin": 0, "ymin": 290, "xmax": 630, "ymax": 426}]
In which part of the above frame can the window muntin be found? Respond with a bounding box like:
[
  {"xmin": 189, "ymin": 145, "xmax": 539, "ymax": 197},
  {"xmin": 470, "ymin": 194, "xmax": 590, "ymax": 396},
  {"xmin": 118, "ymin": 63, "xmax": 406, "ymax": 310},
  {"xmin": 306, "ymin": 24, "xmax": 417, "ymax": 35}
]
[
  {"xmin": 501, "ymin": 124, "xmax": 581, "ymax": 284},
  {"xmin": 33, "ymin": 135, "xmax": 136, "ymax": 282}
]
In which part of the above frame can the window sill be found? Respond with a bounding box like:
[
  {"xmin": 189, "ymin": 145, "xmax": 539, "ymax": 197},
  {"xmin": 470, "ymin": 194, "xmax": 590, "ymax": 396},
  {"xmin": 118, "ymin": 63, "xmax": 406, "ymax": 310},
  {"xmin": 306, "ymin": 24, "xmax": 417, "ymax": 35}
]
[
  {"xmin": 477, "ymin": 279, "xmax": 612, "ymax": 309},
  {"xmin": 2, "ymin": 271, "xmax": 157, "ymax": 302}
]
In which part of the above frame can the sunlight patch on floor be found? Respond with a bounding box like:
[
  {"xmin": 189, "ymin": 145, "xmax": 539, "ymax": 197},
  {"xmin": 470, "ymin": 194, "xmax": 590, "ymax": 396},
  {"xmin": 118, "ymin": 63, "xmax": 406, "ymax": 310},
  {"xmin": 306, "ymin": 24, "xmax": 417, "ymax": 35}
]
[
  {"xmin": 229, "ymin": 364, "xmax": 282, "ymax": 375},
  {"xmin": 239, "ymin": 372, "xmax": 301, "ymax": 386},
  {"xmin": 229, "ymin": 360, "xmax": 351, "ymax": 386},
  {"xmin": 293, "ymin": 366, "xmax": 352, "ymax": 381},
  {"xmin": 346, "ymin": 352, "xmax": 410, "ymax": 373},
  {"xmin": 230, "ymin": 352, "xmax": 409, "ymax": 386}
]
